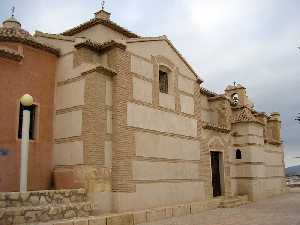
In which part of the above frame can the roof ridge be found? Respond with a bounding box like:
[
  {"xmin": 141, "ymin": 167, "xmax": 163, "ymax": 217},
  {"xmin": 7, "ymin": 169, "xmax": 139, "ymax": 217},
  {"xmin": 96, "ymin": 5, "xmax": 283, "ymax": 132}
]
[
  {"xmin": 35, "ymin": 31, "xmax": 75, "ymax": 42},
  {"xmin": 199, "ymin": 86, "xmax": 218, "ymax": 97},
  {"xmin": 61, "ymin": 18, "xmax": 139, "ymax": 38},
  {"xmin": 127, "ymin": 35, "xmax": 203, "ymax": 82}
]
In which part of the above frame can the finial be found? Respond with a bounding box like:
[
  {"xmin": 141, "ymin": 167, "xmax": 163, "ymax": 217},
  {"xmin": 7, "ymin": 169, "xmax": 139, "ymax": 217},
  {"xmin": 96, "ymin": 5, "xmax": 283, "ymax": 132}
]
[
  {"xmin": 11, "ymin": 6, "xmax": 15, "ymax": 17},
  {"xmin": 95, "ymin": 1, "xmax": 110, "ymax": 20},
  {"xmin": 3, "ymin": 6, "xmax": 21, "ymax": 28},
  {"xmin": 233, "ymin": 81, "xmax": 236, "ymax": 86}
]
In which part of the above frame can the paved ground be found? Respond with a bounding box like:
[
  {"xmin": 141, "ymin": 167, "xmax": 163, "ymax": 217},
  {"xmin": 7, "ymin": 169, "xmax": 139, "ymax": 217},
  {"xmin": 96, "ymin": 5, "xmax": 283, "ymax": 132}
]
[{"xmin": 141, "ymin": 188, "xmax": 300, "ymax": 225}]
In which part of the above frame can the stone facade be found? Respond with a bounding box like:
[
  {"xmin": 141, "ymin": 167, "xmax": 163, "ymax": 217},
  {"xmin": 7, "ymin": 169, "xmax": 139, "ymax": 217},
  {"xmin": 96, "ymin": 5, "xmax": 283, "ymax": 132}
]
[
  {"xmin": 0, "ymin": 7, "xmax": 286, "ymax": 223},
  {"xmin": 0, "ymin": 189, "xmax": 93, "ymax": 225}
]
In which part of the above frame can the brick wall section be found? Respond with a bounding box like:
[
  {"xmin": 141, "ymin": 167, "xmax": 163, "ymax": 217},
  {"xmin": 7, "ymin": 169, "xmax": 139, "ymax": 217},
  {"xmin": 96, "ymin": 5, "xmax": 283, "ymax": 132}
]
[
  {"xmin": 108, "ymin": 47, "xmax": 135, "ymax": 192},
  {"xmin": 82, "ymin": 71, "xmax": 106, "ymax": 165},
  {"xmin": 0, "ymin": 43, "xmax": 57, "ymax": 192},
  {"xmin": 73, "ymin": 48, "xmax": 102, "ymax": 67}
]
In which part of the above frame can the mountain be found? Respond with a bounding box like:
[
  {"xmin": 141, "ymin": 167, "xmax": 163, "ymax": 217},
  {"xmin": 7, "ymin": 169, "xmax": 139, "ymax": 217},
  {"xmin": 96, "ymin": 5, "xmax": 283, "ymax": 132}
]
[{"xmin": 285, "ymin": 165, "xmax": 300, "ymax": 176}]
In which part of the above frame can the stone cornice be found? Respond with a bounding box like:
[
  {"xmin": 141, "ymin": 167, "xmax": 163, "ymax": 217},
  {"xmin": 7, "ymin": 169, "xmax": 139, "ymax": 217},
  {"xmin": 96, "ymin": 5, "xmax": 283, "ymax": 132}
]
[
  {"xmin": 202, "ymin": 122, "xmax": 231, "ymax": 133},
  {"xmin": 82, "ymin": 65, "xmax": 117, "ymax": 77},
  {"xmin": 74, "ymin": 40, "xmax": 126, "ymax": 53}
]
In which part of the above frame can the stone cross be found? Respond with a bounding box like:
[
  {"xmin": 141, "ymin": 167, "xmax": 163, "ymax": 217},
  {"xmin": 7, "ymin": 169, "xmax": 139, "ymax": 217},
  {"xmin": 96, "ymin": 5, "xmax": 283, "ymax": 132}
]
[{"xmin": 101, "ymin": 1, "xmax": 105, "ymax": 10}]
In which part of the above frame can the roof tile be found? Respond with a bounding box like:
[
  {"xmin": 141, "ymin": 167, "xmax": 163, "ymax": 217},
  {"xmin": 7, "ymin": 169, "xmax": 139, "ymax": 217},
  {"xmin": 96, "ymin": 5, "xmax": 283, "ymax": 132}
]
[
  {"xmin": 62, "ymin": 18, "xmax": 139, "ymax": 38},
  {"xmin": 0, "ymin": 27, "xmax": 60, "ymax": 56}
]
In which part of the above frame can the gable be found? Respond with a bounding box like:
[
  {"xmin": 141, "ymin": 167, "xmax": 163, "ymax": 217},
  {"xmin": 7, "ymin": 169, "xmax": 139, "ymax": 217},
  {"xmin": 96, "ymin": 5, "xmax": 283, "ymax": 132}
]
[
  {"xmin": 127, "ymin": 39, "xmax": 200, "ymax": 81},
  {"xmin": 73, "ymin": 24, "xmax": 128, "ymax": 43}
]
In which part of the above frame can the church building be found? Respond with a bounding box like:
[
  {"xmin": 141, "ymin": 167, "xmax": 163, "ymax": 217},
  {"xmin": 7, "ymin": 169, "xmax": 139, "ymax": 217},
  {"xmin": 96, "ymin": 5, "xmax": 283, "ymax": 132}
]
[{"xmin": 0, "ymin": 6, "xmax": 286, "ymax": 218}]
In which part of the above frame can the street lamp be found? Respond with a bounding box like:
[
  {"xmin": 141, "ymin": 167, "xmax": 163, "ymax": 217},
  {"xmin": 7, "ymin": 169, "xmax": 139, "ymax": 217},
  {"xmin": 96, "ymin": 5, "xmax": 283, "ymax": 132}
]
[{"xmin": 19, "ymin": 94, "xmax": 33, "ymax": 192}]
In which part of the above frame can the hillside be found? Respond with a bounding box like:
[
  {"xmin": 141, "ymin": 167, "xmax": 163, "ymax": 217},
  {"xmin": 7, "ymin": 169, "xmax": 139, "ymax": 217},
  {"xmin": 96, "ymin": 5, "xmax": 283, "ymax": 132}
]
[{"xmin": 286, "ymin": 165, "xmax": 300, "ymax": 176}]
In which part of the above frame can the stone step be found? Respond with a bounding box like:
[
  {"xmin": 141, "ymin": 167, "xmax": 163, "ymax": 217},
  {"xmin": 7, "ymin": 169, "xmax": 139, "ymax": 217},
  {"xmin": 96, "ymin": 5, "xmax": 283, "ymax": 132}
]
[
  {"xmin": 219, "ymin": 200, "xmax": 249, "ymax": 208},
  {"xmin": 219, "ymin": 198, "xmax": 240, "ymax": 206},
  {"xmin": 221, "ymin": 198, "xmax": 240, "ymax": 204},
  {"xmin": 0, "ymin": 189, "xmax": 87, "ymax": 208},
  {"xmin": 237, "ymin": 195, "xmax": 249, "ymax": 202},
  {"xmin": 219, "ymin": 195, "xmax": 249, "ymax": 208},
  {"xmin": 0, "ymin": 201, "xmax": 94, "ymax": 225}
]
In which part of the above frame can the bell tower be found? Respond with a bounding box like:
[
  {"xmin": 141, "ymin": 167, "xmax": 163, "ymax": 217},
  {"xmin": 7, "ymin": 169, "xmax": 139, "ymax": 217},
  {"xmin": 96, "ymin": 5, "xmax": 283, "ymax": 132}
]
[{"xmin": 225, "ymin": 83, "xmax": 253, "ymax": 108}]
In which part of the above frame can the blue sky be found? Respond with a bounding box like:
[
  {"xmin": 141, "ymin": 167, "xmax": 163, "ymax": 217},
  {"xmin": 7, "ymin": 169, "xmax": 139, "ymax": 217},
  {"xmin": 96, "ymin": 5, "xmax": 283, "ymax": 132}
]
[{"xmin": 1, "ymin": 0, "xmax": 300, "ymax": 166}]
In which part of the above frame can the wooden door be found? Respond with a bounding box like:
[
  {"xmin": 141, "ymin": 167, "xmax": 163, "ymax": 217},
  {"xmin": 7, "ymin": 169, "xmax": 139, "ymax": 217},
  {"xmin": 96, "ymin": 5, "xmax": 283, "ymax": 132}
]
[{"xmin": 210, "ymin": 151, "xmax": 222, "ymax": 197}]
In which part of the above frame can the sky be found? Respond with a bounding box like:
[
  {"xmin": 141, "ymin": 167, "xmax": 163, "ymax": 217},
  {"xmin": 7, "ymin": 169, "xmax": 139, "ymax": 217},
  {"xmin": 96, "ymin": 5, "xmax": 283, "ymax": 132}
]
[{"xmin": 1, "ymin": 0, "xmax": 299, "ymax": 167}]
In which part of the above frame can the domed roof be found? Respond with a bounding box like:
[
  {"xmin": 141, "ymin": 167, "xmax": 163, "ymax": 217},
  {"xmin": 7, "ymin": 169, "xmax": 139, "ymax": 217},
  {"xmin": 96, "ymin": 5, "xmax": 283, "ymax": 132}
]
[
  {"xmin": 0, "ymin": 16, "xmax": 59, "ymax": 56},
  {"xmin": 0, "ymin": 26, "xmax": 33, "ymax": 41}
]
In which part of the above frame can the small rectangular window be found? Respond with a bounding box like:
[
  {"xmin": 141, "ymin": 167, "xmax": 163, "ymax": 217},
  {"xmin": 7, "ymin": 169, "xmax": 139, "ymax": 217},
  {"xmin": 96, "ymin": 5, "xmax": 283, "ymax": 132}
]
[
  {"xmin": 18, "ymin": 104, "xmax": 36, "ymax": 140},
  {"xmin": 159, "ymin": 70, "xmax": 168, "ymax": 94}
]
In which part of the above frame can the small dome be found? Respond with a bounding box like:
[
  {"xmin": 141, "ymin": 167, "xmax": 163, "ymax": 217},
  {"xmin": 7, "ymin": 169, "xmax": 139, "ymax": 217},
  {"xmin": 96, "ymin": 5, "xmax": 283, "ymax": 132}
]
[
  {"xmin": 3, "ymin": 16, "xmax": 21, "ymax": 29},
  {"xmin": 0, "ymin": 26, "xmax": 33, "ymax": 40},
  {"xmin": 0, "ymin": 16, "xmax": 59, "ymax": 56},
  {"xmin": 0, "ymin": 17, "xmax": 33, "ymax": 41}
]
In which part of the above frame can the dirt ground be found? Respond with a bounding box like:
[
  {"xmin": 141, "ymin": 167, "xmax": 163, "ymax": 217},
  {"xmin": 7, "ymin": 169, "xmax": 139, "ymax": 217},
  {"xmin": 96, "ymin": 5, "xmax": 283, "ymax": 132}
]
[{"xmin": 141, "ymin": 188, "xmax": 300, "ymax": 225}]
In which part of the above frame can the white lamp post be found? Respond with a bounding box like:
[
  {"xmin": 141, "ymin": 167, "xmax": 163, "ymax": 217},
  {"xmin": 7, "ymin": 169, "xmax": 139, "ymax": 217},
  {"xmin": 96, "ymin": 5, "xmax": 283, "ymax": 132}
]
[{"xmin": 20, "ymin": 94, "xmax": 34, "ymax": 192}]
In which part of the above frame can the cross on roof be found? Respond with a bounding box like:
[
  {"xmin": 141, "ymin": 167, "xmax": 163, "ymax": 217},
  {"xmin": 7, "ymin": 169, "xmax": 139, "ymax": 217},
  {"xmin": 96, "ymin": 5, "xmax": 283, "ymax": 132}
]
[
  {"xmin": 233, "ymin": 81, "xmax": 236, "ymax": 86},
  {"xmin": 11, "ymin": 6, "xmax": 15, "ymax": 17},
  {"xmin": 101, "ymin": 1, "xmax": 105, "ymax": 10}
]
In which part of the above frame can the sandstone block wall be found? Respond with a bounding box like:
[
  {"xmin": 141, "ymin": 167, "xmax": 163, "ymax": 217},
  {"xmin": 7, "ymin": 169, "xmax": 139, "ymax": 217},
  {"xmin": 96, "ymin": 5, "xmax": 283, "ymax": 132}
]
[
  {"xmin": 109, "ymin": 50, "xmax": 205, "ymax": 212},
  {"xmin": 36, "ymin": 31, "xmax": 286, "ymax": 216},
  {"xmin": 0, "ymin": 189, "xmax": 93, "ymax": 225},
  {"xmin": 230, "ymin": 119, "xmax": 285, "ymax": 200}
]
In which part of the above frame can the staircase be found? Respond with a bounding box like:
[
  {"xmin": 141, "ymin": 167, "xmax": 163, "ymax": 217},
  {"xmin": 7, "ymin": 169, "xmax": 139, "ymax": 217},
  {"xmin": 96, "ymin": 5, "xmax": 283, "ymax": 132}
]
[
  {"xmin": 219, "ymin": 195, "xmax": 249, "ymax": 208},
  {"xmin": 0, "ymin": 189, "xmax": 94, "ymax": 225}
]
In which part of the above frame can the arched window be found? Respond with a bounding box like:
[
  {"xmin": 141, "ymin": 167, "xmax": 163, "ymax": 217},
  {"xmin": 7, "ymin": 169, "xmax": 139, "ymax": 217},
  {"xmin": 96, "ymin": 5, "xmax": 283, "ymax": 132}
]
[
  {"xmin": 159, "ymin": 66, "xmax": 170, "ymax": 94},
  {"xmin": 159, "ymin": 70, "xmax": 168, "ymax": 94},
  {"xmin": 235, "ymin": 149, "xmax": 242, "ymax": 159}
]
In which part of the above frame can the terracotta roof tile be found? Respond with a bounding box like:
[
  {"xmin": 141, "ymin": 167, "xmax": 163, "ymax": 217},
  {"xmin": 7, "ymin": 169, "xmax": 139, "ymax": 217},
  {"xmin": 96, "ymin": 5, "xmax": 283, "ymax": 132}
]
[
  {"xmin": 62, "ymin": 18, "xmax": 139, "ymax": 38},
  {"xmin": 232, "ymin": 107, "xmax": 257, "ymax": 123},
  {"xmin": 202, "ymin": 122, "xmax": 231, "ymax": 133},
  {"xmin": 0, "ymin": 46, "xmax": 23, "ymax": 61},
  {"xmin": 0, "ymin": 27, "xmax": 60, "ymax": 56},
  {"xmin": 74, "ymin": 39, "xmax": 126, "ymax": 52},
  {"xmin": 199, "ymin": 86, "xmax": 217, "ymax": 97}
]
